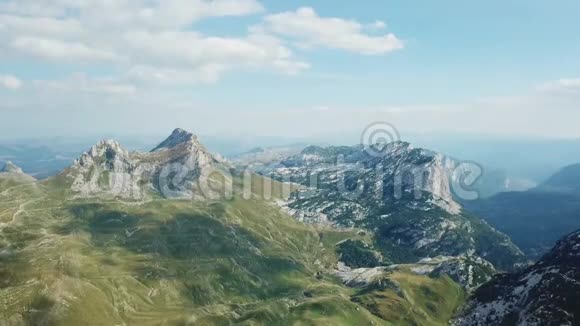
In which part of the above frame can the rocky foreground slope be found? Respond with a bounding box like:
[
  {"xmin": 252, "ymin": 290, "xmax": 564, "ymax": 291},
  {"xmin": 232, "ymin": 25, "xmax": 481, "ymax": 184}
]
[{"xmin": 453, "ymin": 229, "xmax": 580, "ymax": 325}]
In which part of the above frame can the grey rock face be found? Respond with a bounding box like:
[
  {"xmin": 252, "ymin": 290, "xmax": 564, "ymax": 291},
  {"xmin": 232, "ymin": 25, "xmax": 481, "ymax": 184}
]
[
  {"xmin": 267, "ymin": 142, "xmax": 462, "ymax": 214},
  {"xmin": 425, "ymin": 255, "xmax": 496, "ymax": 290},
  {"xmin": 66, "ymin": 129, "xmax": 220, "ymax": 200},
  {"xmin": 335, "ymin": 255, "xmax": 495, "ymax": 290}
]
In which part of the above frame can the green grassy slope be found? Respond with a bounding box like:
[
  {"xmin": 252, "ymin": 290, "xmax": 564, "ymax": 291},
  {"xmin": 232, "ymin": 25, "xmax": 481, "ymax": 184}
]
[
  {"xmin": 0, "ymin": 174, "xmax": 465, "ymax": 325},
  {"xmin": 352, "ymin": 268, "xmax": 466, "ymax": 326}
]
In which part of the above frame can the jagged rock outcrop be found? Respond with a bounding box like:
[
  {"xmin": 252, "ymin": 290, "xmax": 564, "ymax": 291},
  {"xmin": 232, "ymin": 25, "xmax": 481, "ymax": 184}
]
[
  {"xmin": 334, "ymin": 255, "xmax": 495, "ymax": 290},
  {"xmin": 65, "ymin": 128, "xmax": 221, "ymax": 200},
  {"xmin": 69, "ymin": 139, "xmax": 139, "ymax": 198},
  {"xmin": 333, "ymin": 262, "xmax": 388, "ymax": 288},
  {"xmin": 425, "ymin": 256, "xmax": 496, "ymax": 290},
  {"xmin": 454, "ymin": 229, "xmax": 580, "ymax": 326}
]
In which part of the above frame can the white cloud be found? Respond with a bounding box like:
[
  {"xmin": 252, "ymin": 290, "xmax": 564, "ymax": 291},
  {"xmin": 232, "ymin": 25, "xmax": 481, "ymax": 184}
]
[
  {"xmin": 0, "ymin": 74, "xmax": 22, "ymax": 90},
  {"xmin": 372, "ymin": 20, "xmax": 387, "ymax": 29},
  {"xmin": 0, "ymin": 14, "xmax": 84, "ymax": 37},
  {"xmin": 0, "ymin": 0, "xmax": 264, "ymax": 27},
  {"xmin": 0, "ymin": 2, "xmax": 399, "ymax": 90},
  {"xmin": 0, "ymin": 1, "xmax": 66, "ymax": 17},
  {"xmin": 537, "ymin": 78, "xmax": 580, "ymax": 95},
  {"xmin": 162, "ymin": 0, "xmax": 264, "ymax": 26},
  {"xmin": 260, "ymin": 7, "xmax": 404, "ymax": 55},
  {"xmin": 34, "ymin": 74, "xmax": 137, "ymax": 95},
  {"xmin": 74, "ymin": 0, "xmax": 264, "ymax": 30},
  {"xmin": 379, "ymin": 105, "xmax": 458, "ymax": 114},
  {"xmin": 11, "ymin": 37, "xmax": 120, "ymax": 62},
  {"xmin": 0, "ymin": 0, "xmax": 309, "ymax": 85},
  {"xmin": 126, "ymin": 64, "xmax": 227, "ymax": 85},
  {"xmin": 120, "ymin": 30, "xmax": 307, "ymax": 75}
]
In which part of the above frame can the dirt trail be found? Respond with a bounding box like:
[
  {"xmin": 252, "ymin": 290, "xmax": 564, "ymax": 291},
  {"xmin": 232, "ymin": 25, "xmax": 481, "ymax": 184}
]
[
  {"xmin": 0, "ymin": 182, "xmax": 36, "ymax": 197},
  {"xmin": 0, "ymin": 197, "xmax": 47, "ymax": 231}
]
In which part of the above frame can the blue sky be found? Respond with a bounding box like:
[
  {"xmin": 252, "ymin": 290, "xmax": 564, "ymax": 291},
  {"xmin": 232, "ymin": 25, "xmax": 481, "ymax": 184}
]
[{"xmin": 0, "ymin": 0, "xmax": 579, "ymax": 139}]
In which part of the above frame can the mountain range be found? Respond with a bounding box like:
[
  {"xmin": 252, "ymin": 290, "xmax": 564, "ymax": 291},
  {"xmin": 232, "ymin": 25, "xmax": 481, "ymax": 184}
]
[{"xmin": 1, "ymin": 129, "xmax": 579, "ymax": 325}]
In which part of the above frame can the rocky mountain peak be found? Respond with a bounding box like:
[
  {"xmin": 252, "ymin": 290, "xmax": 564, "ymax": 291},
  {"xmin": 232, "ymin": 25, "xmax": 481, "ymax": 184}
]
[
  {"xmin": 73, "ymin": 139, "xmax": 130, "ymax": 169},
  {"xmin": 149, "ymin": 128, "xmax": 218, "ymax": 169},
  {"xmin": 1, "ymin": 160, "xmax": 24, "ymax": 174},
  {"xmin": 66, "ymin": 128, "xmax": 220, "ymax": 200},
  {"xmin": 91, "ymin": 139, "xmax": 127, "ymax": 156},
  {"xmin": 151, "ymin": 128, "xmax": 198, "ymax": 152}
]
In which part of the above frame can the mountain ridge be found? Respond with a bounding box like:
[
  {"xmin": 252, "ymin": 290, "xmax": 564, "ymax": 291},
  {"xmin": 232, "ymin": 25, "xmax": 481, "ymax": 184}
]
[
  {"xmin": 244, "ymin": 142, "xmax": 527, "ymax": 271},
  {"xmin": 538, "ymin": 163, "xmax": 580, "ymax": 194}
]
